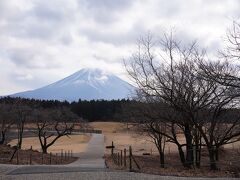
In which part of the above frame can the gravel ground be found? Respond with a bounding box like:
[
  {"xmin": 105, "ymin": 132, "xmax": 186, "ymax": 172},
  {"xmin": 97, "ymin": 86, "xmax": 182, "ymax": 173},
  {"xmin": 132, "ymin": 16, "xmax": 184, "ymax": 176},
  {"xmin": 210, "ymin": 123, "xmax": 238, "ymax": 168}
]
[{"xmin": 1, "ymin": 171, "xmax": 236, "ymax": 180}]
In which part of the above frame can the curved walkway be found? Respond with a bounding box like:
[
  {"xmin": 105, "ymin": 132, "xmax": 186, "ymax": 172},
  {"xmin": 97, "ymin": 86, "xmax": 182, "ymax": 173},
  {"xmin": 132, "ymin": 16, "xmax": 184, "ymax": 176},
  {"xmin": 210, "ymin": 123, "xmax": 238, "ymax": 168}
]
[
  {"xmin": 69, "ymin": 133, "xmax": 105, "ymax": 168},
  {"xmin": 0, "ymin": 134, "xmax": 236, "ymax": 179},
  {"xmin": 1, "ymin": 134, "xmax": 106, "ymax": 176}
]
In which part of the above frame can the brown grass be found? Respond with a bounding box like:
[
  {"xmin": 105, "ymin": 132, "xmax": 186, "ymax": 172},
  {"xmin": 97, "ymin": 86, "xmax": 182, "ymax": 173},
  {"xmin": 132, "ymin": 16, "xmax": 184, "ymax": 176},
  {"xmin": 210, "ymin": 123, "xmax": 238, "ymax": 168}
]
[
  {"xmin": 8, "ymin": 134, "xmax": 91, "ymax": 154},
  {"xmin": 105, "ymin": 148, "xmax": 240, "ymax": 178},
  {"xmin": 91, "ymin": 122, "xmax": 240, "ymax": 178},
  {"xmin": 0, "ymin": 144, "xmax": 77, "ymax": 165}
]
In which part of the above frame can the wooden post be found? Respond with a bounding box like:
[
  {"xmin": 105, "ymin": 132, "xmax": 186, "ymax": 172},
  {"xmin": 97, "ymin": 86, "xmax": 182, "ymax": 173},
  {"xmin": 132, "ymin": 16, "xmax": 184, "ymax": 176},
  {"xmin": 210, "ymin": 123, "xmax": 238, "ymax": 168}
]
[
  {"xmin": 16, "ymin": 150, "xmax": 19, "ymax": 165},
  {"xmin": 111, "ymin": 141, "xmax": 114, "ymax": 155},
  {"xmin": 42, "ymin": 153, "xmax": 44, "ymax": 164},
  {"xmin": 29, "ymin": 152, "xmax": 32, "ymax": 165},
  {"xmin": 61, "ymin": 149, "xmax": 63, "ymax": 163},
  {"xmin": 129, "ymin": 146, "xmax": 132, "ymax": 172},
  {"xmin": 120, "ymin": 150, "xmax": 123, "ymax": 166},
  {"xmin": 71, "ymin": 150, "xmax": 73, "ymax": 158},
  {"xmin": 65, "ymin": 151, "xmax": 67, "ymax": 160},
  {"xmin": 50, "ymin": 152, "xmax": 52, "ymax": 165},
  {"xmin": 124, "ymin": 148, "xmax": 126, "ymax": 167},
  {"xmin": 117, "ymin": 152, "xmax": 120, "ymax": 166}
]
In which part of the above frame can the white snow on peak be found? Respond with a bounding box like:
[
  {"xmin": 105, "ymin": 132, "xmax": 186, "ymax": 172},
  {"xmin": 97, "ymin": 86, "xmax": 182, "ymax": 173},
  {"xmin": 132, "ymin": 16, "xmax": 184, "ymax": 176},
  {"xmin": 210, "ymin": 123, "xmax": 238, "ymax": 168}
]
[{"xmin": 11, "ymin": 68, "xmax": 135, "ymax": 101}]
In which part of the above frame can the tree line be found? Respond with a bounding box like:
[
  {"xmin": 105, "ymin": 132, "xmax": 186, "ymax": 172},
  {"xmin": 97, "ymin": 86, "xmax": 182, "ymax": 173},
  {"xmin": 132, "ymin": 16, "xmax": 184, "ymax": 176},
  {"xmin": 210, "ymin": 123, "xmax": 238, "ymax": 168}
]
[
  {"xmin": 0, "ymin": 97, "xmax": 129, "ymax": 121},
  {"xmin": 0, "ymin": 96, "xmax": 132, "ymax": 156}
]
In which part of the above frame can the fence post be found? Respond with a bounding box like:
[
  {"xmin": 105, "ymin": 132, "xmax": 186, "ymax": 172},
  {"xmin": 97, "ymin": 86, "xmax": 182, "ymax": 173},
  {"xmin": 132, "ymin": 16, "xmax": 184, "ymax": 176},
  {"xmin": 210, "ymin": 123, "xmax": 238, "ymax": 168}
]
[
  {"xmin": 61, "ymin": 149, "xmax": 63, "ymax": 163},
  {"xmin": 124, "ymin": 148, "xmax": 126, "ymax": 167},
  {"xmin": 65, "ymin": 151, "xmax": 67, "ymax": 160},
  {"xmin": 129, "ymin": 146, "xmax": 132, "ymax": 172},
  {"xmin": 111, "ymin": 141, "xmax": 114, "ymax": 155},
  {"xmin": 117, "ymin": 152, "xmax": 120, "ymax": 166},
  {"xmin": 29, "ymin": 152, "xmax": 32, "ymax": 165},
  {"xmin": 42, "ymin": 153, "xmax": 44, "ymax": 164},
  {"xmin": 121, "ymin": 150, "xmax": 123, "ymax": 166},
  {"xmin": 16, "ymin": 150, "xmax": 19, "ymax": 165},
  {"xmin": 50, "ymin": 152, "xmax": 52, "ymax": 165}
]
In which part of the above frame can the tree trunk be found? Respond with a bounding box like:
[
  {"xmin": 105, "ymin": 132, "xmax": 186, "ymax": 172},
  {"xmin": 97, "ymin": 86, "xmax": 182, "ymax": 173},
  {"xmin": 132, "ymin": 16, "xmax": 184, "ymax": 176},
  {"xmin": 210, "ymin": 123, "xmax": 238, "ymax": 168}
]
[
  {"xmin": 42, "ymin": 146, "xmax": 48, "ymax": 154},
  {"xmin": 215, "ymin": 147, "xmax": 219, "ymax": 161},
  {"xmin": 177, "ymin": 145, "xmax": 187, "ymax": 167},
  {"xmin": 196, "ymin": 134, "xmax": 202, "ymax": 168},
  {"xmin": 196, "ymin": 143, "xmax": 201, "ymax": 168},
  {"xmin": 18, "ymin": 122, "xmax": 24, "ymax": 149},
  {"xmin": 184, "ymin": 125, "xmax": 193, "ymax": 168},
  {"xmin": 160, "ymin": 151, "xmax": 165, "ymax": 168},
  {"xmin": 0, "ymin": 131, "xmax": 6, "ymax": 145},
  {"xmin": 208, "ymin": 148, "xmax": 217, "ymax": 170},
  {"xmin": 18, "ymin": 131, "xmax": 23, "ymax": 149}
]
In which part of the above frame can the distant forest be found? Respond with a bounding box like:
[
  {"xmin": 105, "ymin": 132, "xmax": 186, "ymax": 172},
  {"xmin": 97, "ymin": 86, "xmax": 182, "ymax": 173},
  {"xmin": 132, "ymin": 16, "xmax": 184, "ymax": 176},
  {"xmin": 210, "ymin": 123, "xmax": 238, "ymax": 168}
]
[{"xmin": 0, "ymin": 97, "xmax": 132, "ymax": 122}]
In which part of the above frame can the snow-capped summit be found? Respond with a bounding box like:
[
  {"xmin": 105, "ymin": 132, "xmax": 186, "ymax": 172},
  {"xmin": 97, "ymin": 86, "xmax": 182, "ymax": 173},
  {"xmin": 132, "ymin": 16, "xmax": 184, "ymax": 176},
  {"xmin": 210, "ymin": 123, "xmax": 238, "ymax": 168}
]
[{"xmin": 11, "ymin": 68, "xmax": 135, "ymax": 102}]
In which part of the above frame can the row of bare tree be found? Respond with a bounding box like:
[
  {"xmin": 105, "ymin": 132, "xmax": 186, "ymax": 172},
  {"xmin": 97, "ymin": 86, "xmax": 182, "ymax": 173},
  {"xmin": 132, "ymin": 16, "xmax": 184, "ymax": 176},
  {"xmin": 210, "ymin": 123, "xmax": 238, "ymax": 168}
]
[
  {"xmin": 0, "ymin": 98, "xmax": 82, "ymax": 157},
  {"xmin": 124, "ymin": 21, "xmax": 240, "ymax": 170}
]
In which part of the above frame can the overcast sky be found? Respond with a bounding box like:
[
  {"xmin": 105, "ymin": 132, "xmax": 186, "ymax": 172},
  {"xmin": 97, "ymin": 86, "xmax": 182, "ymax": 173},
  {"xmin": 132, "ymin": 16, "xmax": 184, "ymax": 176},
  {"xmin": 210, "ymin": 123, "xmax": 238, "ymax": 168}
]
[{"xmin": 0, "ymin": 0, "xmax": 239, "ymax": 95}]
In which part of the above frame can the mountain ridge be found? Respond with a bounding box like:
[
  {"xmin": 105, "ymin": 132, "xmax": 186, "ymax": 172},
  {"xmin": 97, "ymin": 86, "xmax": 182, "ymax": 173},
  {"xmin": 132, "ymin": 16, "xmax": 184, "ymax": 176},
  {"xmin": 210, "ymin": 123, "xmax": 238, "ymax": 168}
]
[{"xmin": 11, "ymin": 68, "xmax": 135, "ymax": 102}]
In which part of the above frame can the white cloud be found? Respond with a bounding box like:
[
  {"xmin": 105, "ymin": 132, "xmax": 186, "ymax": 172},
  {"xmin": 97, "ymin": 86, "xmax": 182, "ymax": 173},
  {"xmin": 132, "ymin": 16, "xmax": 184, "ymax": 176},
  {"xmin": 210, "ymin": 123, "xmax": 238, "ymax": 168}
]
[{"xmin": 0, "ymin": 0, "xmax": 239, "ymax": 95}]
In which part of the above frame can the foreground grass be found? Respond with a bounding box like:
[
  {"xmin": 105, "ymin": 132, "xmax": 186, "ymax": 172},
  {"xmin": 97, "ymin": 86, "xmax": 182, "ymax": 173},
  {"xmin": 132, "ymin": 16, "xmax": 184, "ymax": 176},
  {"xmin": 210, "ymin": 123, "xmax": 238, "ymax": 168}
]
[{"xmin": 0, "ymin": 144, "xmax": 77, "ymax": 165}]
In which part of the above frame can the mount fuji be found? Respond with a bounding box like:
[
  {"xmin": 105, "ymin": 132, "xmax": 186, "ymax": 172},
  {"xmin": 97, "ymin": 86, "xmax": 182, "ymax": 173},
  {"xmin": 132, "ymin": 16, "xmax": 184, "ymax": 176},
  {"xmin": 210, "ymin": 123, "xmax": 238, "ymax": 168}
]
[{"xmin": 11, "ymin": 68, "xmax": 135, "ymax": 102}]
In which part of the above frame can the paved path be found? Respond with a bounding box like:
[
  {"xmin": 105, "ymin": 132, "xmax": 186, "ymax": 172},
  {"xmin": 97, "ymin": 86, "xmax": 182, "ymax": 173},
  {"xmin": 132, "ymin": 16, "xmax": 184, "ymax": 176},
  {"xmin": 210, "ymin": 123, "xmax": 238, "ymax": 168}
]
[
  {"xmin": 69, "ymin": 133, "xmax": 105, "ymax": 168},
  {"xmin": 0, "ymin": 134, "xmax": 237, "ymax": 179},
  {"xmin": 1, "ymin": 134, "xmax": 106, "ymax": 176}
]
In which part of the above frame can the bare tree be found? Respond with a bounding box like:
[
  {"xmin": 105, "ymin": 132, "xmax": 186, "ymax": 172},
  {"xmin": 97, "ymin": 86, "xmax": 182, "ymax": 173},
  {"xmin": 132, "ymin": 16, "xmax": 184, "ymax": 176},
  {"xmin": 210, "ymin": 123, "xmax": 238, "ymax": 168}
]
[
  {"xmin": 124, "ymin": 100, "xmax": 168, "ymax": 168},
  {"xmin": 34, "ymin": 107, "xmax": 79, "ymax": 154},
  {"xmin": 221, "ymin": 20, "xmax": 240, "ymax": 61},
  {"xmin": 125, "ymin": 33, "xmax": 206, "ymax": 168},
  {"xmin": 125, "ymin": 32, "xmax": 240, "ymax": 170},
  {"xmin": 9, "ymin": 99, "xmax": 32, "ymax": 162},
  {"xmin": 0, "ymin": 104, "xmax": 14, "ymax": 144},
  {"xmin": 14, "ymin": 102, "xmax": 31, "ymax": 149},
  {"xmin": 201, "ymin": 21, "xmax": 240, "ymax": 88}
]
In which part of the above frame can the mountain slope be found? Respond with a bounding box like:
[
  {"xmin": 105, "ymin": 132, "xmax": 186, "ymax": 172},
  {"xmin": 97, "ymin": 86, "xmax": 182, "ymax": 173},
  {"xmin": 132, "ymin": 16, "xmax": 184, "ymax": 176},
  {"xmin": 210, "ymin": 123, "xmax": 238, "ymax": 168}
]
[{"xmin": 11, "ymin": 68, "xmax": 135, "ymax": 101}]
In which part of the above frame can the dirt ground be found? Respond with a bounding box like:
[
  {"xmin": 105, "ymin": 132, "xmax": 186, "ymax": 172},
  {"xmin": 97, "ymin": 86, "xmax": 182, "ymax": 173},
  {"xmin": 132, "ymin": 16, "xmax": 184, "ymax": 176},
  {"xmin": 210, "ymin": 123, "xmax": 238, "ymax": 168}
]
[
  {"xmin": 90, "ymin": 122, "xmax": 186, "ymax": 155},
  {"xmin": 90, "ymin": 122, "xmax": 240, "ymax": 178},
  {"xmin": 105, "ymin": 153, "xmax": 240, "ymax": 178},
  {"xmin": 0, "ymin": 144, "xmax": 77, "ymax": 165},
  {"xmin": 8, "ymin": 134, "xmax": 91, "ymax": 155},
  {"xmin": 90, "ymin": 122, "xmax": 240, "ymax": 155}
]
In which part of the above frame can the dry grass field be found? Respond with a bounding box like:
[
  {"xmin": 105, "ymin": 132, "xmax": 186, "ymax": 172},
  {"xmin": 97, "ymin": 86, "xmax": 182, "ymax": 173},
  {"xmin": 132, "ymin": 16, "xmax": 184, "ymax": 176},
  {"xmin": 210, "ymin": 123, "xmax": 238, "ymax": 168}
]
[
  {"xmin": 90, "ymin": 122, "xmax": 240, "ymax": 177},
  {"xmin": 9, "ymin": 134, "xmax": 91, "ymax": 155},
  {"xmin": 90, "ymin": 122, "xmax": 240, "ymax": 154},
  {"xmin": 89, "ymin": 122, "xmax": 185, "ymax": 155},
  {"xmin": 0, "ymin": 144, "xmax": 77, "ymax": 165}
]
